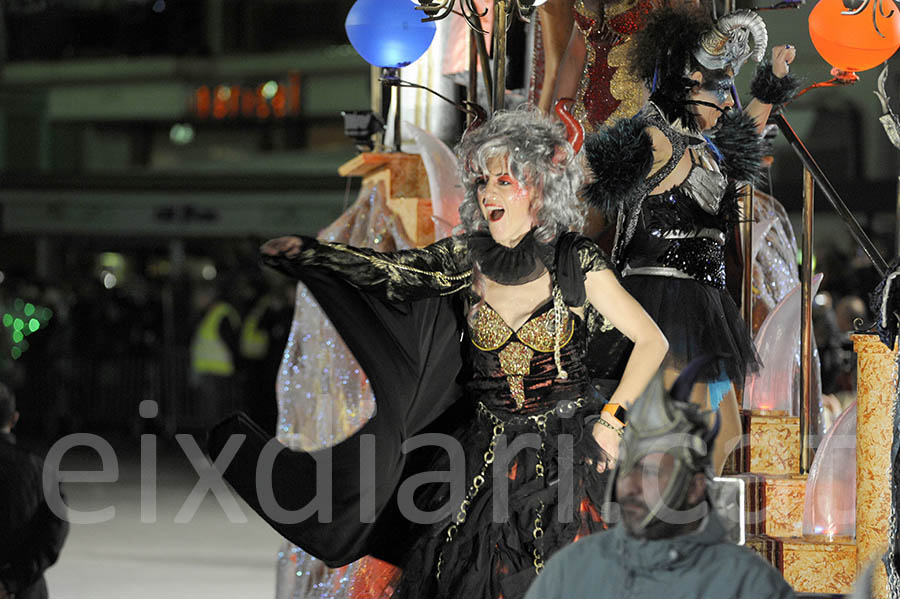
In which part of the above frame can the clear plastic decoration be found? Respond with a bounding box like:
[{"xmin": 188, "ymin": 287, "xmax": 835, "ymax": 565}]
[
  {"xmin": 744, "ymin": 275, "xmax": 823, "ymax": 415},
  {"xmin": 276, "ymin": 181, "xmax": 409, "ymax": 454},
  {"xmin": 802, "ymin": 400, "xmax": 856, "ymax": 539},
  {"xmin": 404, "ymin": 121, "xmax": 463, "ymax": 239},
  {"xmin": 749, "ymin": 191, "xmax": 801, "ymax": 332}
]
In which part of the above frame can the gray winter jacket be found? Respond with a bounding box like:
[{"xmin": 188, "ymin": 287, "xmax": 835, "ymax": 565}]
[{"xmin": 525, "ymin": 510, "xmax": 795, "ymax": 599}]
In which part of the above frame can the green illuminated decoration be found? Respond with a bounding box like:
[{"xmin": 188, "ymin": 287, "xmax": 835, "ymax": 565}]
[{"xmin": 2, "ymin": 297, "xmax": 52, "ymax": 360}]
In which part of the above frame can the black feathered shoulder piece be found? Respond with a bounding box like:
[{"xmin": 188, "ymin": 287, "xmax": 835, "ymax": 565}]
[
  {"xmin": 583, "ymin": 113, "xmax": 654, "ymax": 213},
  {"xmin": 707, "ymin": 110, "xmax": 767, "ymax": 184}
]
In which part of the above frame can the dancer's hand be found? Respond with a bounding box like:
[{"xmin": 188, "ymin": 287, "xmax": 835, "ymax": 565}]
[
  {"xmin": 261, "ymin": 236, "xmax": 303, "ymax": 258},
  {"xmin": 772, "ymin": 44, "xmax": 796, "ymax": 78},
  {"xmin": 591, "ymin": 413, "xmax": 623, "ymax": 472}
]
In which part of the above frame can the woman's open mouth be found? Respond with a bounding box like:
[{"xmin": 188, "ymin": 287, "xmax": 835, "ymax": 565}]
[{"xmin": 487, "ymin": 206, "xmax": 505, "ymax": 222}]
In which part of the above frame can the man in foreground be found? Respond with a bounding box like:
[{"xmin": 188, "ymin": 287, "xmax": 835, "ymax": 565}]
[{"xmin": 525, "ymin": 365, "xmax": 795, "ymax": 599}]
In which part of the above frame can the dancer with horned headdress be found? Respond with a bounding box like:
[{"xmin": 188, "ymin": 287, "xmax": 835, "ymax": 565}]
[{"xmin": 583, "ymin": 6, "xmax": 800, "ymax": 473}]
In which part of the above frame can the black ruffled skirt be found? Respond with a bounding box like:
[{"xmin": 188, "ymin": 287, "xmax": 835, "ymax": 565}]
[
  {"xmin": 393, "ymin": 400, "xmax": 609, "ymax": 599},
  {"xmin": 622, "ymin": 274, "xmax": 760, "ymax": 384}
]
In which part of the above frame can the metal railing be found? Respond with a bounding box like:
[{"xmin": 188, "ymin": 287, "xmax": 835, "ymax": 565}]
[{"xmin": 769, "ymin": 112, "xmax": 890, "ymax": 473}]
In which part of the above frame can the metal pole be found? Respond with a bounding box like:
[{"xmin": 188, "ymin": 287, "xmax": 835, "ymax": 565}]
[
  {"xmin": 774, "ymin": 113, "xmax": 888, "ymax": 277},
  {"xmin": 371, "ymin": 66, "xmax": 385, "ymax": 148},
  {"xmin": 468, "ymin": 29, "xmax": 478, "ymax": 128},
  {"xmin": 741, "ymin": 185, "xmax": 754, "ymax": 338},
  {"xmin": 800, "ymin": 168, "xmax": 814, "ymax": 474},
  {"xmin": 393, "ymin": 83, "xmax": 402, "ymax": 152},
  {"xmin": 492, "ymin": 1, "xmax": 508, "ymax": 113},
  {"xmin": 473, "ymin": 27, "xmax": 493, "ymax": 105},
  {"xmin": 379, "ymin": 67, "xmax": 393, "ymax": 151}
]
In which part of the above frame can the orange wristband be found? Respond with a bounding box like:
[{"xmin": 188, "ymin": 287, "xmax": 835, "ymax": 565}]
[{"xmin": 602, "ymin": 403, "xmax": 627, "ymax": 426}]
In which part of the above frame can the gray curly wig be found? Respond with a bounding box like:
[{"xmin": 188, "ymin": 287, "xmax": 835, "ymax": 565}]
[{"xmin": 456, "ymin": 108, "xmax": 585, "ymax": 243}]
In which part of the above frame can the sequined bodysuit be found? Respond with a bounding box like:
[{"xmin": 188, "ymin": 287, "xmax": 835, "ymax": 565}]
[
  {"xmin": 572, "ymin": 0, "xmax": 653, "ymax": 130},
  {"xmin": 601, "ymin": 102, "xmax": 759, "ymax": 382},
  {"xmin": 615, "ymin": 103, "xmax": 735, "ymax": 290}
]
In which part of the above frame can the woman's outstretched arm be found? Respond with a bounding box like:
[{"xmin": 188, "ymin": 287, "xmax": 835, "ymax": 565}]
[{"xmin": 260, "ymin": 235, "xmax": 472, "ymax": 302}]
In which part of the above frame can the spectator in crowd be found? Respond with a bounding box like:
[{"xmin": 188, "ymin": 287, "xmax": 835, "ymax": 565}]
[
  {"xmin": 189, "ymin": 282, "xmax": 243, "ymax": 429},
  {"xmin": 0, "ymin": 382, "xmax": 68, "ymax": 599},
  {"xmin": 525, "ymin": 365, "xmax": 795, "ymax": 599},
  {"xmin": 239, "ymin": 277, "xmax": 292, "ymax": 435}
]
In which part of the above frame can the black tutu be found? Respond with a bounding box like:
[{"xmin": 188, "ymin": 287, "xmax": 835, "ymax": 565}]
[{"xmin": 622, "ymin": 275, "xmax": 760, "ymax": 384}]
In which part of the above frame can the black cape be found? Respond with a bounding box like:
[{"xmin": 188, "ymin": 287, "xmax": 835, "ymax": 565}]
[{"xmin": 207, "ymin": 261, "xmax": 468, "ymax": 567}]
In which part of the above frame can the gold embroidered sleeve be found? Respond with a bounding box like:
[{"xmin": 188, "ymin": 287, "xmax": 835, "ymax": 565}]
[
  {"xmin": 261, "ymin": 235, "xmax": 472, "ymax": 302},
  {"xmin": 577, "ymin": 238, "xmax": 612, "ymax": 276},
  {"xmin": 577, "ymin": 238, "xmax": 615, "ymax": 333}
]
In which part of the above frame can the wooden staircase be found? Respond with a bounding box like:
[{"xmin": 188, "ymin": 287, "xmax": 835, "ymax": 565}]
[
  {"xmin": 724, "ymin": 410, "xmax": 856, "ymax": 595},
  {"xmin": 720, "ymin": 333, "xmax": 896, "ymax": 598}
]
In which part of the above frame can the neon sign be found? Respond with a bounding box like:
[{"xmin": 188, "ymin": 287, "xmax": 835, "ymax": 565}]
[{"xmin": 191, "ymin": 73, "xmax": 301, "ymax": 120}]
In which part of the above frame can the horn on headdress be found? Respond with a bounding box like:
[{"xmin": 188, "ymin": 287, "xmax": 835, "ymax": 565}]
[
  {"xmin": 668, "ymin": 354, "xmax": 721, "ymax": 404},
  {"xmin": 695, "ymin": 10, "xmax": 767, "ymax": 73},
  {"xmin": 461, "ymin": 101, "xmax": 488, "ymax": 135},
  {"xmin": 554, "ymin": 97, "xmax": 584, "ymax": 154},
  {"xmin": 716, "ymin": 10, "xmax": 767, "ymax": 62}
]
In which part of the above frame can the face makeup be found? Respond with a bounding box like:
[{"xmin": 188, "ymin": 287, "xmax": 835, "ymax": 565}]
[{"xmin": 476, "ymin": 156, "xmax": 536, "ymax": 248}]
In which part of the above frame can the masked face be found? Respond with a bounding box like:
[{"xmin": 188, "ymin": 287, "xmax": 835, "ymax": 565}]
[
  {"xmin": 688, "ymin": 70, "xmax": 735, "ymax": 130},
  {"xmin": 476, "ymin": 156, "xmax": 537, "ymax": 248}
]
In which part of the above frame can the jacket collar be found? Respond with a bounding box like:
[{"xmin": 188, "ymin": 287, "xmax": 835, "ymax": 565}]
[{"xmin": 612, "ymin": 503, "xmax": 726, "ymax": 572}]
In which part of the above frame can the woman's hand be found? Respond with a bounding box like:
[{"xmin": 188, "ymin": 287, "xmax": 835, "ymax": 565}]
[
  {"xmin": 591, "ymin": 412, "xmax": 624, "ymax": 472},
  {"xmin": 772, "ymin": 44, "xmax": 796, "ymax": 79},
  {"xmin": 261, "ymin": 236, "xmax": 303, "ymax": 258}
]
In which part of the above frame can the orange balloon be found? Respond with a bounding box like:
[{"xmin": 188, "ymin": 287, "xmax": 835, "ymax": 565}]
[{"xmin": 809, "ymin": 0, "xmax": 900, "ymax": 73}]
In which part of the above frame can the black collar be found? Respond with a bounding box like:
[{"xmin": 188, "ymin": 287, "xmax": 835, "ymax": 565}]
[{"xmin": 467, "ymin": 229, "xmax": 554, "ymax": 285}]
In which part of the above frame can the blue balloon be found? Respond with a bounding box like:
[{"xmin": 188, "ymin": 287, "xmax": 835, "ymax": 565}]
[{"xmin": 345, "ymin": 0, "xmax": 437, "ymax": 69}]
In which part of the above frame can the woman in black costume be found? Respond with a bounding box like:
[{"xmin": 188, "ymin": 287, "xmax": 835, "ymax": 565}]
[
  {"xmin": 583, "ymin": 6, "xmax": 799, "ymax": 472},
  {"xmin": 210, "ymin": 107, "xmax": 667, "ymax": 598}
]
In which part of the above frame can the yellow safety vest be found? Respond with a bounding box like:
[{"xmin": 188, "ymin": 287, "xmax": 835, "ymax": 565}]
[
  {"xmin": 191, "ymin": 302, "xmax": 241, "ymax": 376},
  {"xmin": 240, "ymin": 295, "xmax": 273, "ymax": 360}
]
